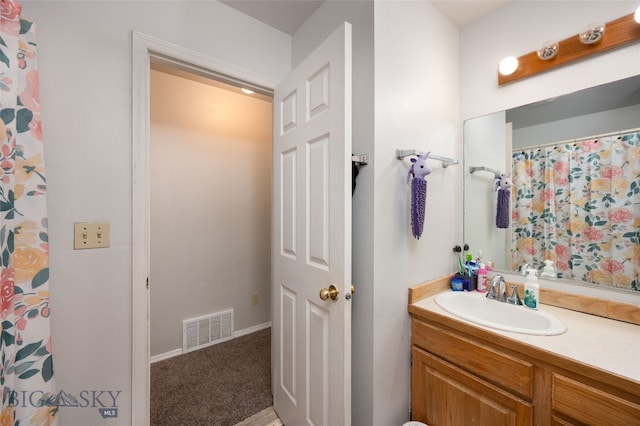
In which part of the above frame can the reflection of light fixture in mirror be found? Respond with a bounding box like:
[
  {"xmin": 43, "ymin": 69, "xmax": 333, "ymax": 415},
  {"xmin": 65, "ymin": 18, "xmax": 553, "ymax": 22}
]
[
  {"xmin": 537, "ymin": 41, "xmax": 559, "ymax": 60},
  {"xmin": 241, "ymin": 88, "xmax": 254, "ymax": 95},
  {"xmin": 635, "ymin": 6, "xmax": 640, "ymax": 23},
  {"xmin": 579, "ymin": 22, "xmax": 606, "ymax": 44},
  {"xmin": 498, "ymin": 56, "xmax": 519, "ymax": 75}
]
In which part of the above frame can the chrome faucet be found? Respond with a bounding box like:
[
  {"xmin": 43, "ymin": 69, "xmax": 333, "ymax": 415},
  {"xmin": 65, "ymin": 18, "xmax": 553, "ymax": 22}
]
[
  {"xmin": 487, "ymin": 275, "xmax": 523, "ymax": 305},
  {"xmin": 505, "ymin": 285, "xmax": 523, "ymax": 305},
  {"xmin": 486, "ymin": 275, "xmax": 506, "ymax": 302}
]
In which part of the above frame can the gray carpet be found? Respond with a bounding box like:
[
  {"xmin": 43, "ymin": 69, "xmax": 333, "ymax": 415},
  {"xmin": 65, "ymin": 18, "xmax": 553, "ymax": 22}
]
[{"xmin": 151, "ymin": 327, "xmax": 272, "ymax": 426}]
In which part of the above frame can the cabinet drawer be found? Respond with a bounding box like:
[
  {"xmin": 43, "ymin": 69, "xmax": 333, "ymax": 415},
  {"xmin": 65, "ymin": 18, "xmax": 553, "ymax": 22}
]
[
  {"xmin": 552, "ymin": 373, "xmax": 640, "ymax": 425},
  {"xmin": 412, "ymin": 318, "xmax": 533, "ymax": 399}
]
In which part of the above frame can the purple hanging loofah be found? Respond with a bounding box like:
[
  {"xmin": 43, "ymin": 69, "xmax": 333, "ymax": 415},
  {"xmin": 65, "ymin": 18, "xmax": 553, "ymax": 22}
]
[
  {"xmin": 496, "ymin": 189, "xmax": 510, "ymax": 228},
  {"xmin": 494, "ymin": 173, "xmax": 512, "ymax": 229},
  {"xmin": 411, "ymin": 178, "xmax": 427, "ymax": 238},
  {"xmin": 407, "ymin": 152, "xmax": 432, "ymax": 239}
]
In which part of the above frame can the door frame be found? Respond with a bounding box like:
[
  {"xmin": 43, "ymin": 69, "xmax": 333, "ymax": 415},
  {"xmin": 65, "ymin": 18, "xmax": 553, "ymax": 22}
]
[{"xmin": 131, "ymin": 32, "xmax": 278, "ymax": 425}]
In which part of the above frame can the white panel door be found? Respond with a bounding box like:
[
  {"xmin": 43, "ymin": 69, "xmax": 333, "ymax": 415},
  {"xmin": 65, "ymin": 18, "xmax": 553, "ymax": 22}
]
[{"xmin": 272, "ymin": 23, "xmax": 352, "ymax": 426}]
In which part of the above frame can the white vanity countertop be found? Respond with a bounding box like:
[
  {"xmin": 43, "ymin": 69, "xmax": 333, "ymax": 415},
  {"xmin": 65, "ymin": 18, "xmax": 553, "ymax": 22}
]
[{"xmin": 413, "ymin": 291, "xmax": 640, "ymax": 383}]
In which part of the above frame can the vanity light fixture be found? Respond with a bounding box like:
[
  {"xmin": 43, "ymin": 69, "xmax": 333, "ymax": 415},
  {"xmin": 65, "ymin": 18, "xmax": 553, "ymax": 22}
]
[
  {"xmin": 579, "ymin": 22, "xmax": 606, "ymax": 44},
  {"xmin": 499, "ymin": 10, "xmax": 640, "ymax": 85},
  {"xmin": 498, "ymin": 56, "xmax": 519, "ymax": 76},
  {"xmin": 537, "ymin": 40, "xmax": 559, "ymax": 60}
]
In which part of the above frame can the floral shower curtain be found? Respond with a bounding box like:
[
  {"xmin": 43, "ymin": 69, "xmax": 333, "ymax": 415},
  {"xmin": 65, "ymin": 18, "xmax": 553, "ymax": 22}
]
[
  {"xmin": 0, "ymin": 0, "xmax": 57, "ymax": 424},
  {"xmin": 511, "ymin": 131, "xmax": 640, "ymax": 292}
]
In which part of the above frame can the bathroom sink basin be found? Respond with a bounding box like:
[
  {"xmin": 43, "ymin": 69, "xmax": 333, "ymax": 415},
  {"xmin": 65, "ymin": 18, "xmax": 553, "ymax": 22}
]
[{"xmin": 434, "ymin": 291, "xmax": 567, "ymax": 336}]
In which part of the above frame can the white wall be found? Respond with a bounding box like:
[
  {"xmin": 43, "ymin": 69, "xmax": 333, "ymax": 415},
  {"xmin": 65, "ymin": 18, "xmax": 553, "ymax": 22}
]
[
  {"xmin": 149, "ymin": 69, "xmax": 272, "ymax": 357},
  {"xmin": 373, "ymin": 2, "xmax": 460, "ymax": 424},
  {"xmin": 22, "ymin": 2, "xmax": 290, "ymax": 425}
]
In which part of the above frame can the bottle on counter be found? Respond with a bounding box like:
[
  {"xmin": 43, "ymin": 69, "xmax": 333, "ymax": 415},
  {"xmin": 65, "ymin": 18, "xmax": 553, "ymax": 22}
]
[
  {"xmin": 524, "ymin": 268, "xmax": 539, "ymax": 309},
  {"xmin": 476, "ymin": 263, "xmax": 488, "ymax": 293}
]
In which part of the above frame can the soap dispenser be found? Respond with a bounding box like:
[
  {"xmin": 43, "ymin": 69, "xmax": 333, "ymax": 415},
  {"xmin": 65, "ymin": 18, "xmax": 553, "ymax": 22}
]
[
  {"xmin": 524, "ymin": 268, "xmax": 539, "ymax": 310},
  {"xmin": 540, "ymin": 259, "xmax": 557, "ymax": 279}
]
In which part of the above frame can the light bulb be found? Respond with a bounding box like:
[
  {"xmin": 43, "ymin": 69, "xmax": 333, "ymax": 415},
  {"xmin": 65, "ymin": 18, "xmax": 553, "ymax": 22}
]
[
  {"xmin": 537, "ymin": 41, "xmax": 559, "ymax": 60},
  {"xmin": 579, "ymin": 23, "xmax": 606, "ymax": 44},
  {"xmin": 241, "ymin": 88, "xmax": 254, "ymax": 95},
  {"xmin": 498, "ymin": 56, "xmax": 519, "ymax": 76},
  {"xmin": 635, "ymin": 6, "xmax": 640, "ymax": 24}
]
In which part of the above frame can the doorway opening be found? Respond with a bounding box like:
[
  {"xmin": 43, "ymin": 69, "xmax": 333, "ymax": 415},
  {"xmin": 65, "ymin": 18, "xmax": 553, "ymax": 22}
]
[
  {"xmin": 148, "ymin": 59, "xmax": 274, "ymax": 425},
  {"xmin": 132, "ymin": 32, "xmax": 279, "ymax": 425}
]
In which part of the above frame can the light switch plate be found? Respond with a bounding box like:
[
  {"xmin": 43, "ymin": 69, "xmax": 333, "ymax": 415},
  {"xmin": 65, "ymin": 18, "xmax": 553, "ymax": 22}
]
[{"xmin": 74, "ymin": 222, "xmax": 110, "ymax": 249}]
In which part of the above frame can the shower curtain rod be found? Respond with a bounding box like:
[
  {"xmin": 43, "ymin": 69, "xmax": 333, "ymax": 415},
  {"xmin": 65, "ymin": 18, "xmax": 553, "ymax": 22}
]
[{"xmin": 515, "ymin": 126, "xmax": 640, "ymax": 151}]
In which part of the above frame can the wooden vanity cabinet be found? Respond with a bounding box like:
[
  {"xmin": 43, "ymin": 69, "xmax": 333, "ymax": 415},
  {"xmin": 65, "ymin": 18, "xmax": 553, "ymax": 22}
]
[{"xmin": 410, "ymin": 315, "xmax": 640, "ymax": 426}]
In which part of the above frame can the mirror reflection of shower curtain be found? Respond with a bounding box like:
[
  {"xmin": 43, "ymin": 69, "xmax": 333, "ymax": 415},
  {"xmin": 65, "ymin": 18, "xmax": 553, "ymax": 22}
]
[
  {"xmin": 511, "ymin": 131, "xmax": 640, "ymax": 291},
  {"xmin": 1, "ymin": 0, "xmax": 58, "ymax": 424}
]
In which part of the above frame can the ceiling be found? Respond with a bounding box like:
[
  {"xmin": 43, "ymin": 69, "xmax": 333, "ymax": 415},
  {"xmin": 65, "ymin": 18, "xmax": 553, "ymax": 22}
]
[
  {"xmin": 430, "ymin": 0, "xmax": 510, "ymax": 27},
  {"xmin": 220, "ymin": 0, "xmax": 509, "ymax": 35},
  {"xmin": 220, "ymin": 0, "xmax": 324, "ymax": 35}
]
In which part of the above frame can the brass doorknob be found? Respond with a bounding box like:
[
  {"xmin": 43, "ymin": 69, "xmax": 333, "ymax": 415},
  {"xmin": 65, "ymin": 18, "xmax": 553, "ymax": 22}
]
[{"xmin": 319, "ymin": 284, "xmax": 339, "ymax": 301}]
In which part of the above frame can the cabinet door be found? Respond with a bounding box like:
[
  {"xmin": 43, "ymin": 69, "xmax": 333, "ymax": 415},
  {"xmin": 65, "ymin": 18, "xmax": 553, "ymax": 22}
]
[{"xmin": 412, "ymin": 347, "xmax": 533, "ymax": 426}]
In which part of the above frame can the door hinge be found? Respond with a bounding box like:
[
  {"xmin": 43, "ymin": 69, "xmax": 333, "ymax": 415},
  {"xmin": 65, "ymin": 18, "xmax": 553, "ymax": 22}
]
[{"xmin": 146, "ymin": 276, "xmax": 149, "ymax": 289}]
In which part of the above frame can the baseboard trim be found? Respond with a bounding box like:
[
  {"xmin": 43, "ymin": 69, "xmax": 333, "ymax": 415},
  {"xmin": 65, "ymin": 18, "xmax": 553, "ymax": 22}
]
[
  {"xmin": 150, "ymin": 321, "xmax": 272, "ymax": 363},
  {"xmin": 150, "ymin": 348, "xmax": 182, "ymax": 364},
  {"xmin": 233, "ymin": 321, "xmax": 271, "ymax": 338}
]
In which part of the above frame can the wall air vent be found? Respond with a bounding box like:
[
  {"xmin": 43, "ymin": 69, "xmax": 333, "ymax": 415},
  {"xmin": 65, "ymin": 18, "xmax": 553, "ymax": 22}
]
[{"xmin": 182, "ymin": 309, "xmax": 234, "ymax": 353}]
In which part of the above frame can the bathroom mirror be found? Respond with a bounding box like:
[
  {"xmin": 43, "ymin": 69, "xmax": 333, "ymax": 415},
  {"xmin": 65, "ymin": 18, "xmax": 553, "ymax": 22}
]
[{"xmin": 463, "ymin": 74, "xmax": 640, "ymax": 293}]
